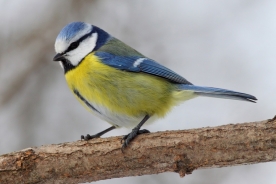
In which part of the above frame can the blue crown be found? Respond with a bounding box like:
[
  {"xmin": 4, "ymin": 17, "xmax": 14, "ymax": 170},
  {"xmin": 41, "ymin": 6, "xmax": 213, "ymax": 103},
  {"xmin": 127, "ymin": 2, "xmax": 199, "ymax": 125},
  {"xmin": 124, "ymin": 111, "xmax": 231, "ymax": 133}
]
[{"xmin": 56, "ymin": 22, "xmax": 91, "ymax": 42}]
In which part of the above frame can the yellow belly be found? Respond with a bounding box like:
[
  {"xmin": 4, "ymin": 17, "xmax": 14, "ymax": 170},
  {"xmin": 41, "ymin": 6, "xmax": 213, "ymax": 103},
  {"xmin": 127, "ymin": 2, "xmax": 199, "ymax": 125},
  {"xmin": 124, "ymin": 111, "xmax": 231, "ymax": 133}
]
[{"xmin": 65, "ymin": 53, "xmax": 195, "ymax": 120}]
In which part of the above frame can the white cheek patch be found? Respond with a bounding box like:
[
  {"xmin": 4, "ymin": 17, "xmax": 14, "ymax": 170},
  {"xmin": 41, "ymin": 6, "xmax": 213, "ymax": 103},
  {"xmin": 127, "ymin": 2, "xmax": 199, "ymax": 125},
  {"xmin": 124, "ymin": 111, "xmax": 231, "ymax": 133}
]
[{"xmin": 66, "ymin": 33, "xmax": 98, "ymax": 66}]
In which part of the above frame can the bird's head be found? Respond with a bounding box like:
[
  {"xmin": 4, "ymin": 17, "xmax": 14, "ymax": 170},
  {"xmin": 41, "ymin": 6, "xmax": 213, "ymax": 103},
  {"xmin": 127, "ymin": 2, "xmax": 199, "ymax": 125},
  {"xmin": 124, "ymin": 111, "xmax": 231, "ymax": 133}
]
[{"xmin": 53, "ymin": 22, "xmax": 110, "ymax": 71}]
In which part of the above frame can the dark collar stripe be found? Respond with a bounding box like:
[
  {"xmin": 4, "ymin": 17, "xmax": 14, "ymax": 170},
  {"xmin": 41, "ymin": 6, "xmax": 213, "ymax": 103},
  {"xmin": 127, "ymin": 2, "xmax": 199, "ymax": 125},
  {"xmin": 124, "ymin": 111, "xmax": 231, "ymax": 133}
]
[{"xmin": 73, "ymin": 89, "xmax": 101, "ymax": 114}]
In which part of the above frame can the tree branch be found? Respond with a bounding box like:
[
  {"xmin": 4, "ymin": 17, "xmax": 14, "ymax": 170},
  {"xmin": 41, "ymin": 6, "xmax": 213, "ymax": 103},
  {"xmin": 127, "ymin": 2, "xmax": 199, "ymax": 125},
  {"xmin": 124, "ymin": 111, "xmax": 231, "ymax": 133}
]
[{"xmin": 1, "ymin": 117, "xmax": 276, "ymax": 184}]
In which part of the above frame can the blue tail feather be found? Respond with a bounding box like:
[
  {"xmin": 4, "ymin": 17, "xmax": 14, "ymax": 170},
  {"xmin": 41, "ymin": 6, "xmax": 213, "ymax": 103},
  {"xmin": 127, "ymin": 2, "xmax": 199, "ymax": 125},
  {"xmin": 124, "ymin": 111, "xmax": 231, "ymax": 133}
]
[{"xmin": 177, "ymin": 85, "xmax": 257, "ymax": 103}]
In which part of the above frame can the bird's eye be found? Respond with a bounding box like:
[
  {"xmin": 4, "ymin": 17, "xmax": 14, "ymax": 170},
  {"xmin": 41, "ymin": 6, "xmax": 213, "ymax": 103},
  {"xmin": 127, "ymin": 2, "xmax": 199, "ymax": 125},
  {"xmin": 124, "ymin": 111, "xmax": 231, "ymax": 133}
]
[{"xmin": 68, "ymin": 41, "xmax": 79, "ymax": 51}]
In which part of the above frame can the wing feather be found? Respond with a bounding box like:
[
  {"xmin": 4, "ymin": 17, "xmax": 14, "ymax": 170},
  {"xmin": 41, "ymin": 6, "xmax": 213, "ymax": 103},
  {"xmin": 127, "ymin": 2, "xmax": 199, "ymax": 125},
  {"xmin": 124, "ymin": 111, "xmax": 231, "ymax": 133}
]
[{"xmin": 94, "ymin": 51, "xmax": 192, "ymax": 84}]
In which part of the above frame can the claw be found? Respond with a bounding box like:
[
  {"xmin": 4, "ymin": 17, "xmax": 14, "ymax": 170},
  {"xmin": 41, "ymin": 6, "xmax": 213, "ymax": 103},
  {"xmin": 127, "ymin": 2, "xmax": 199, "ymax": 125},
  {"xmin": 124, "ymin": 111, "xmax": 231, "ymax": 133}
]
[
  {"xmin": 81, "ymin": 134, "xmax": 99, "ymax": 141},
  {"xmin": 121, "ymin": 129, "xmax": 150, "ymax": 151},
  {"xmin": 81, "ymin": 126, "xmax": 116, "ymax": 141}
]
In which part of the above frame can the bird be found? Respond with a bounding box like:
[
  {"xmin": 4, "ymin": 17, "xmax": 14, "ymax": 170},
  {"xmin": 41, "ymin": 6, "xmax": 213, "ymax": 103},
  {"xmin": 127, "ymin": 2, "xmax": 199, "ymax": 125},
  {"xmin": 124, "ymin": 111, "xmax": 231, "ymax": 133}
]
[{"xmin": 53, "ymin": 22, "xmax": 257, "ymax": 150}]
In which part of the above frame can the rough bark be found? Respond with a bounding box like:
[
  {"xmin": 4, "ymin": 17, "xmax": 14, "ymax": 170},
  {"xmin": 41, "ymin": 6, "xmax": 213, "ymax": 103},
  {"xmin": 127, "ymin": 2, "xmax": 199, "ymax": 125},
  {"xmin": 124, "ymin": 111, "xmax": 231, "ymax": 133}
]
[{"xmin": 1, "ymin": 117, "xmax": 276, "ymax": 184}]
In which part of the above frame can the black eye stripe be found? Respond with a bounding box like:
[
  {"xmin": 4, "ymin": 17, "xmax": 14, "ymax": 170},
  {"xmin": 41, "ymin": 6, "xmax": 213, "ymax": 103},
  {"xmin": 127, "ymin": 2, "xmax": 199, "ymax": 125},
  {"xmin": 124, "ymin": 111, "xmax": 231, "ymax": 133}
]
[
  {"xmin": 63, "ymin": 28, "xmax": 95, "ymax": 54},
  {"xmin": 67, "ymin": 41, "xmax": 80, "ymax": 52}
]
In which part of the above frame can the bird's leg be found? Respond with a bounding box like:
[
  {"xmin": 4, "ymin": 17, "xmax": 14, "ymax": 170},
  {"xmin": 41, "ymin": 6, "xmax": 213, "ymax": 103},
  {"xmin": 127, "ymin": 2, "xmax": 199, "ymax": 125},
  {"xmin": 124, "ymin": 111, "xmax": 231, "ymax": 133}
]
[
  {"xmin": 81, "ymin": 126, "xmax": 116, "ymax": 140},
  {"xmin": 121, "ymin": 115, "xmax": 150, "ymax": 150}
]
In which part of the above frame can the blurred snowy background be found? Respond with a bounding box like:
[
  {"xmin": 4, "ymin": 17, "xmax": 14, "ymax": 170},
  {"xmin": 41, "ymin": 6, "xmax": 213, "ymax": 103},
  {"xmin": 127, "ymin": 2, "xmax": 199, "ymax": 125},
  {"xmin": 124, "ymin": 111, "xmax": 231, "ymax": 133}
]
[{"xmin": 1, "ymin": 0, "xmax": 276, "ymax": 183}]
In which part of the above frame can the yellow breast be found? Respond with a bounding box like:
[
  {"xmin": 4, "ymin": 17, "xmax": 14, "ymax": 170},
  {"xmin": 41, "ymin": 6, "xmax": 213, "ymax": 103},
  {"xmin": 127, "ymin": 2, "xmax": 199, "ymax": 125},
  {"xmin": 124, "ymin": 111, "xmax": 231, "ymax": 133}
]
[{"xmin": 65, "ymin": 53, "xmax": 194, "ymax": 118}]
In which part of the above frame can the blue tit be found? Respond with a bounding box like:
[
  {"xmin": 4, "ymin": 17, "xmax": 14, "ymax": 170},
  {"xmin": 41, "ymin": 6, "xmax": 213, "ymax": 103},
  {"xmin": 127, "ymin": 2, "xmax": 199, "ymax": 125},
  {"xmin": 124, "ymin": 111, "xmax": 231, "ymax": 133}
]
[{"xmin": 53, "ymin": 22, "xmax": 257, "ymax": 149}]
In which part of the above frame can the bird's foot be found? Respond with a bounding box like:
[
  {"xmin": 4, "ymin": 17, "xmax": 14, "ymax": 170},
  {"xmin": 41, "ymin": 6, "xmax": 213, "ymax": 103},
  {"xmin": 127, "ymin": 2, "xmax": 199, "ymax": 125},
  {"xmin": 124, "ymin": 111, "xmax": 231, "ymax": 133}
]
[
  {"xmin": 121, "ymin": 129, "xmax": 150, "ymax": 150},
  {"xmin": 81, "ymin": 126, "xmax": 116, "ymax": 141},
  {"xmin": 81, "ymin": 134, "xmax": 100, "ymax": 141}
]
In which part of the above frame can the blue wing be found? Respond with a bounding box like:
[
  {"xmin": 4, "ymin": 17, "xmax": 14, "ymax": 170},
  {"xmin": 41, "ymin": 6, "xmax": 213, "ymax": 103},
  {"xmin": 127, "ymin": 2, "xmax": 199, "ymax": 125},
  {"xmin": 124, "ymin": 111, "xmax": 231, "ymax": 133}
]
[{"xmin": 94, "ymin": 51, "xmax": 192, "ymax": 84}]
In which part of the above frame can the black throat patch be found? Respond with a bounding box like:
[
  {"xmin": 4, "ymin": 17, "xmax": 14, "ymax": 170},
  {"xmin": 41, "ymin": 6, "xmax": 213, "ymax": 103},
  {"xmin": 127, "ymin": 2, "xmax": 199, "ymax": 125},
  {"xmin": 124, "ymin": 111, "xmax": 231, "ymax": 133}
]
[{"xmin": 61, "ymin": 58, "xmax": 76, "ymax": 74}]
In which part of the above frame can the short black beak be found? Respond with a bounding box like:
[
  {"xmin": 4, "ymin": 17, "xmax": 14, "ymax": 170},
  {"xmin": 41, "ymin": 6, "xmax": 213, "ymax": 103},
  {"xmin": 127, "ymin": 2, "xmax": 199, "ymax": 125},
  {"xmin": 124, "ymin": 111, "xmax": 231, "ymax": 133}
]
[{"xmin": 53, "ymin": 53, "xmax": 64, "ymax": 61}]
